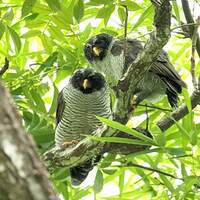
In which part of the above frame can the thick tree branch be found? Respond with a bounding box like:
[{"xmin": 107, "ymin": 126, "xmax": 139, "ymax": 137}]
[
  {"xmin": 116, "ymin": 0, "xmax": 171, "ymax": 123},
  {"xmin": 0, "ymin": 82, "xmax": 58, "ymax": 200},
  {"xmin": 43, "ymin": 0, "xmax": 172, "ymax": 172},
  {"xmin": 157, "ymin": 86, "xmax": 200, "ymax": 131},
  {"xmin": 44, "ymin": 125, "xmax": 116, "ymax": 172}
]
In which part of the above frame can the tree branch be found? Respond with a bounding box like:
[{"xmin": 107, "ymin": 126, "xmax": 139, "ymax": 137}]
[
  {"xmin": 191, "ymin": 23, "xmax": 198, "ymax": 88},
  {"xmin": 116, "ymin": 162, "xmax": 184, "ymax": 181},
  {"xmin": 116, "ymin": 0, "xmax": 171, "ymax": 123},
  {"xmin": 157, "ymin": 86, "xmax": 200, "ymax": 131},
  {"xmin": 0, "ymin": 58, "xmax": 9, "ymax": 76},
  {"xmin": 0, "ymin": 82, "xmax": 58, "ymax": 200}
]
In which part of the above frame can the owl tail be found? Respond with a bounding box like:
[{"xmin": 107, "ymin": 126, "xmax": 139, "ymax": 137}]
[{"xmin": 70, "ymin": 155, "xmax": 101, "ymax": 186}]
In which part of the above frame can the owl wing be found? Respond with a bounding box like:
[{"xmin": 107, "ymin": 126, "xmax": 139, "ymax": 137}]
[
  {"xmin": 112, "ymin": 39, "xmax": 186, "ymax": 92},
  {"xmin": 150, "ymin": 51, "xmax": 186, "ymax": 91},
  {"xmin": 56, "ymin": 89, "xmax": 65, "ymax": 126}
]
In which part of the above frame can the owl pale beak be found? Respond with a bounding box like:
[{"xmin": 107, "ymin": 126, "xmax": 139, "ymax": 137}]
[
  {"xmin": 83, "ymin": 79, "xmax": 91, "ymax": 89},
  {"xmin": 92, "ymin": 46, "xmax": 102, "ymax": 56}
]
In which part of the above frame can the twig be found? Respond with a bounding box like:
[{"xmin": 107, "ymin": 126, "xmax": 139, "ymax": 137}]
[
  {"xmin": 190, "ymin": 17, "xmax": 199, "ymax": 88},
  {"xmin": 145, "ymin": 104, "xmax": 149, "ymax": 130},
  {"xmin": 114, "ymin": 163, "xmax": 184, "ymax": 180},
  {"xmin": 0, "ymin": 58, "xmax": 9, "ymax": 76},
  {"xmin": 198, "ymin": 76, "xmax": 200, "ymax": 89},
  {"xmin": 137, "ymin": 103, "xmax": 172, "ymax": 112},
  {"xmin": 171, "ymin": 22, "xmax": 200, "ymax": 32},
  {"xmin": 121, "ymin": 5, "xmax": 128, "ymax": 39}
]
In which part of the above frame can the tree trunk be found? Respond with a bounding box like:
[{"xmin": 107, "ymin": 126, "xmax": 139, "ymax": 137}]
[{"xmin": 0, "ymin": 82, "xmax": 59, "ymax": 200}]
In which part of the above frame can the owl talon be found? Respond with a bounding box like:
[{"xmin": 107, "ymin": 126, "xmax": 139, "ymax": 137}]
[{"xmin": 61, "ymin": 140, "xmax": 79, "ymax": 148}]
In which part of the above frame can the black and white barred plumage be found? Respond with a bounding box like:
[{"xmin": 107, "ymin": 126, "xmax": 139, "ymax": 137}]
[
  {"xmin": 84, "ymin": 33, "xmax": 186, "ymax": 108},
  {"xmin": 55, "ymin": 68, "xmax": 112, "ymax": 185}
]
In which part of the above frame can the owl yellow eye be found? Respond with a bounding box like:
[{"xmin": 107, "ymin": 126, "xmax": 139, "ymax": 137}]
[{"xmin": 92, "ymin": 46, "xmax": 103, "ymax": 56}]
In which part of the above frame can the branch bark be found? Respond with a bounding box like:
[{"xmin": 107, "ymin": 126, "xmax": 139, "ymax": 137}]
[
  {"xmin": 157, "ymin": 88, "xmax": 200, "ymax": 131},
  {"xmin": 0, "ymin": 82, "xmax": 59, "ymax": 200},
  {"xmin": 116, "ymin": 0, "xmax": 171, "ymax": 123}
]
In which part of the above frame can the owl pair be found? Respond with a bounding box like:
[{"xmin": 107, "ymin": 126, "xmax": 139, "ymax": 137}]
[{"xmin": 55, "ymin": 33, "xmax": 186, "ymax": 185}]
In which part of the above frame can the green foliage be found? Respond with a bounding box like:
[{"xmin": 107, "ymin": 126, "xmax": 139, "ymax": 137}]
[{"xmin": 0, "ymin": 0, "xmax": 200, "ymax": 199}]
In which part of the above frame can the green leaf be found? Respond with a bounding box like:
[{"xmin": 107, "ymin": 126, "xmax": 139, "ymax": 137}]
[
  {"xmin": 45, "ymin": 0, "xmax": 61, "ymax": 12},
  {"xmin": 21, "ymin": 30, "xmax": 41, "ymax": 38},
  {"xmin": 166, "ymin": 148, "xmax": 185, "ymax": 156},
  {"xmin": 94, "ymin": 170, "xmax": 104, "ymax": 193},
  {"xmin": 120, "ymin": 0, "xmax": 142, "ymax": 11},
  {"xmin": 132, "ymin": 5, "xmax": 154, "ymax": 30},
  {"xmin": 73, "ymin": 187, "xmax": 91, "ymax": 200},
  {"xmin": 33, "ymin": 118, "xmax": 47, "ymax": 130},
  {"xmin": 96, "ymin": 116, "xmax": 156, "ymax": 145},
  {"xmin": 2, "ymin": 8, "xmax": 14, "ymax": 21},
  {"xmin": 30, "ymin": 89, "xmax": 46, "ymax": 113},
  {"xmin": 74, "ymin": 0, "xmax": 84, "ymax": 23},
  {"xmin": 96, "ymin": 5, "xmax": 115, "ymax": 25},
  {"xmin": 23, "ymin": 111, "xmax": 33, "ymax": 126},
  {"xmin": 184, "ymin": 176, "xmax": 197, "ymax": 191},
  {"xmin": 172, "ymin": 118, "xmax": 190, "ymax": 140},
  {"xmin": 172, "ymin": 1, "xmax": 181, "ymax": 25},
  {"xmin": 24, "ymin": 13, "xmax": 39, "ymax": 21},
  {"xmin": 182, "ymin": 89, "xmax": 194, "ymax": 139},
  {"xmin": 181, "ymin": 162, "xmax": 188, "ymax": 178},
  {"xmin": 100, "ymin": 153, "xmax": 116, "ymax": 168},
  {"xmin": 119, "ymin": 170, "xmax": 124, "ymax": 195},
  {"xmin": 88, "ymin": 0, "xmax": 111, "ymax": 5},
  {"xmin": 35, "ymin": 51, "xmax": 58, "ymax": 75},
  {"xmin": 40, "ymin": 34, "xmax": 53, "ymax": 54},
  {"xmin": 22, "ymin": 0, "xmax": 37, "ymax": 17},
  {"xmin": 102, "ymin": 169, "xmax": 117, "ymax": 175},
  {"xmin": 90, "ymin": 136, "xmax": 152, "ymax": 146},
  {"xmin": 190, "ymin": 126, "xmax": 197, "ymax": 146},
  {"xmin": 0, "ymin": 21, "xmax": 5, "ymax": 39},
  {"xmin": 7, "ymin": 26, "xmax": 21, "ymax": 54},
  {"xmin": 154, "ymin": 133, "xmax": 166, "ymax": 147},
  {"xmin": 182, "ymin": 88, "xmax": 192, "ymax": 112},
  {"xmin": 27, "ymin": 112, "xmax": 40, "ymax": 131},
  {"xmin": 159, "ymin": 174, "xmax": 175, "ymax": 193},
  {"xmin": 51, "ymin": 14, "xmax": 71, "ymax": 29},
  {"xmin": 48, "ymin": 84, "xmax": 59, "ymax": 114},
  {"xmin": 48, "ymin": 25, "xmax": 66, "ymax": 41},
  {"xmin": 118, "ymin": 7, "xmax": 126, "ymax": 23},
  {"xmin": 55, "ymin": 182, "xmax": 69, "ymax": 200},
  {"xmin": 31, "ymin": 128, "xmax": 54, "ymax": 143}
]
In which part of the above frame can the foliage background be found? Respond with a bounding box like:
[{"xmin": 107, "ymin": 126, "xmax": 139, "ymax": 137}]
[{"xmin": 0, "ymin": 0, "xmax": 200, "ymax": 199}]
